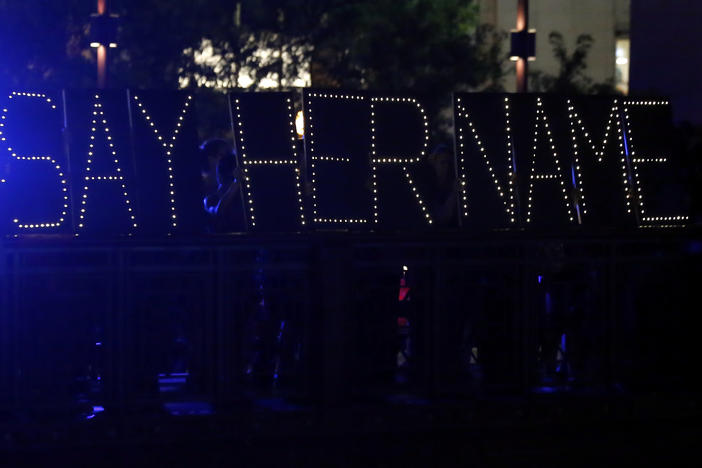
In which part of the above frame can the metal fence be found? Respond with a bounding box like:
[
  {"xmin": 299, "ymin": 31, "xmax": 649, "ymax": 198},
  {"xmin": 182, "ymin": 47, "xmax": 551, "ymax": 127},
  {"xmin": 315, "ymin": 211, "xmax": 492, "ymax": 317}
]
[{"xmin": 0, "ymin": 231, "xmax": 699, "ymax": 416}]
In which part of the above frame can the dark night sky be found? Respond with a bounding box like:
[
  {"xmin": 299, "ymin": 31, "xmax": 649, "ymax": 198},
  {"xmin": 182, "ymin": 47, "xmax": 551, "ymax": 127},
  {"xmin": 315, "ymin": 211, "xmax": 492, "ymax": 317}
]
[{"xmin": 631, "ymin": 0, "xmax": 702, "ymax": 125}]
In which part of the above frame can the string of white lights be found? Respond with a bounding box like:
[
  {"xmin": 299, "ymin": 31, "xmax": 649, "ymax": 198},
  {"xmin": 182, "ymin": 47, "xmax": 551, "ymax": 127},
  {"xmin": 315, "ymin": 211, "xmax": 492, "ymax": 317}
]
[
  {"xmin": 310, "ymin": 156, "xmax": 351, "ymax": 162},
  {"xmin": 244, "ymin": 159, "xmax": 298, "ymax": 165},
  {"xmin": 454, "ymin": 96, "xmax": 517, "ymax": 223},
  {"xmin": 369, "ymin": 100, "xmax": 379, "ymax": 224},
  {"xmin": 622, "ymin": 101, "xmax": 688, "ymax": 227},
  {"xmin": 625, "ymin": 100, "xmax": 669, "ymax": 106},
  {"xmin": 566, "ymin": 99, "xmax": 635, "ymax": 216},
  {"xmin": 455, "ymin": 100, "xmax": 469, "ymax": 218},
  {"xmin": 0, "ymin": 92, "xmax": 68, "ymax": 229},
  {"xmin": 132, "ymin": 94, "xmax": 192, "ymax": 229},
  {"xmin": 306, "ymin": 92, "xmax": 368, "ymax": 225},
  {"xmin": 526, "ymin": 98, "xmax": 574, "ymax": 224},
  {"xmin": 233, "ymin": 97, "xmax": 256, "ymax": 228},
  {"xmin": 78, "ymin": 94, "xmax": 137, "ymax": 231},
  {"xmin": 631, "ymin": 158, "xmax": 667, "ymax": 163},
  {"xmin": 402, "ymin": 166, "xmax": 433, "ymax": 224},
  {"xmin": 287, "ymin": 96, "xmax": 306, "ymax": 226},
  {"xmin": 370, "ymin": 96, "xmax": 432, "ymax": 225},
  {"xmin": 232, "ymin": 95, "xmax": 306, "ymax": 228}
]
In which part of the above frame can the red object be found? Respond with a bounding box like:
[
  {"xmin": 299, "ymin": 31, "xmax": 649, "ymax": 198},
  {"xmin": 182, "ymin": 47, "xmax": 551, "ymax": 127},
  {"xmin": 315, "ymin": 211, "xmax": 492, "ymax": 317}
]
[{"xmin": 397, "ymin": 317, "xmax": 409, "ymax": 327}]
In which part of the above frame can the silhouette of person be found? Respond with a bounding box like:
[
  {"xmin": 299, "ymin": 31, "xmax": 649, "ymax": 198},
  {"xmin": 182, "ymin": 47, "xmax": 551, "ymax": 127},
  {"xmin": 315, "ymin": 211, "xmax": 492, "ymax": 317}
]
[
  {"xmin": 203, "ymin": 149, "xmax": 246, "ymax": 233},
  {"xmin": 199, "ymin": 139, "xmax": 232, "ymax": 196}
]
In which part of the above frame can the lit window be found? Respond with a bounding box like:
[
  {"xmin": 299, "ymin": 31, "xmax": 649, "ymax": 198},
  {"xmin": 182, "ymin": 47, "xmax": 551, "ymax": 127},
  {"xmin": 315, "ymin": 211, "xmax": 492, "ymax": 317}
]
[{"xmin": 615, "ymin": 37, "xmax": 630, "ymax": 94}]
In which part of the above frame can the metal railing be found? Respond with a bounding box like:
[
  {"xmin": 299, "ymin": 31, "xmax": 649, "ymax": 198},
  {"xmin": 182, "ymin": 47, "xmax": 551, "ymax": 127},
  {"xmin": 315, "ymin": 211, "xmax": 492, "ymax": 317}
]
[{"xmin": 0, "ymin": 230, "xmax": 698, "ymax": 416}]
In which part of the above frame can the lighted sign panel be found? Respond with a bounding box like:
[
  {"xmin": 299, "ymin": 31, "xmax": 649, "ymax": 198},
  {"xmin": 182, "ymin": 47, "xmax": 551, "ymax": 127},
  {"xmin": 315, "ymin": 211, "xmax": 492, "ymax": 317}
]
[
  {"xmin": 303, "ymin": 91, "xmax": 373, "ymax": 228},
  {"xmin": 64, "ymin": 90, "xmax": 137, "ymax": 235},
  {"xmin": 130, "ymin": 91, "xmax": 203, "ymax": 235},
  {"xmin": 564, "ymin": 96, "xmax": 639, "ymax": 228},
  {"xmin": 516, "ymin": 95, "xmax": 576, "ymax": 228},
  {"xmin": 453, "ymin": 94, "xmax": 519, "ymax": 229},
  {"xmin": 0, "ymin": 91, "xmax": 71, "ymax": 233},
  {"xmin": 230, "ymin": 92, "xmax": 306, "ymax": 232},
  {"xmin": 622, "ymin": 100, "xmax": 688, "ymax": 228},
  {"xmin": 453, "ymin": 94, "xmax": 682, "ymax": 230},
  {"xmin": 369, "ymin": 95, "xmax": 439, "ymax": 229},
  {"xmin": 0, "ymin": 89, "xmax": 686, "ymax": 237}
]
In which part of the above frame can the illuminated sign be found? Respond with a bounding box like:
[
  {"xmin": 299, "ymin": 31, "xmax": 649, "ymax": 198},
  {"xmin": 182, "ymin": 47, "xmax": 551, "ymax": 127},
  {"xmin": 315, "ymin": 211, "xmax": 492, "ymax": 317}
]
[
  {"xmin": 231, "ymin": 92, "xmax": 306, "ymax": 232},
  {"xmin": 0, "ymin": 90, "xmax": 688, "ymax": 237},
  {"xmin": 0, "ymin": 92, "xmax": 69, "ymax": 233}
]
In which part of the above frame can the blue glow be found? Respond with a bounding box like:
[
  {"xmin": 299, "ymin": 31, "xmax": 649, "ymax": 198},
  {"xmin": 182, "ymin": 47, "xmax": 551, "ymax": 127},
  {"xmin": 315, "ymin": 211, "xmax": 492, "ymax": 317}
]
[
  {"xmin": 537, "ymin": 275, "xmax": 543, "ymax": 284},
  {"xmin": 1, "ymin": 92, "xmax": 69, "ymax": 231},
  {"xmin": 622, "ymin": 121, "xmax": 630, "ymax": 158},
  {"xmin": 277, "ymin": 320, "xmax": 286, "ymax": 341},
  {"xmin": 574, "ymin": 202, "xmax": 581, "ymax": 222},
  {"xmin": 570, "ymin": 165, "xmax": 582, "ymax": 223},
  {"xmin": 158, "ymin": 376, "xmax": 187, "ymax": 384},
  {"xmin": 532, "ymin": 386, "xmax": 559, "ymax": 394}
]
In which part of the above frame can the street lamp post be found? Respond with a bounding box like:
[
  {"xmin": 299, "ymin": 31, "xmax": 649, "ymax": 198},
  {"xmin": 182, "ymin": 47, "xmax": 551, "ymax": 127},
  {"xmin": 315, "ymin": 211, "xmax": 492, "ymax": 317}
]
[
  {"xmin": 89, "ymin": 0, "xmax": 119, "ymax": 88},
  {"xmin": 510, "ymin": 0, "xmax": 536, "ymax": 93}
]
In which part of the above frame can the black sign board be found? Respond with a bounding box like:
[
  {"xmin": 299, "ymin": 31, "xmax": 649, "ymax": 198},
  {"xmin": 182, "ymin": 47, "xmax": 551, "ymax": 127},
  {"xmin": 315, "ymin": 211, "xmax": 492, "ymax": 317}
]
[{"xmin": 0, "ymin": 89, "xmax": 688, "ymax": 237}]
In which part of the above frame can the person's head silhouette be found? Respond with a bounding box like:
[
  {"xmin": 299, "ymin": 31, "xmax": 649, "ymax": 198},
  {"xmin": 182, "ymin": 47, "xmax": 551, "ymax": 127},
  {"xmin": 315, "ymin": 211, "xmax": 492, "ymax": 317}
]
[
  {"xmin": 216, "ymin": 154, "xmax": 238, "ymax": 187},
  {"xmin": 199, "ymin": 138, "xmax": 235, "ymax": 178}
]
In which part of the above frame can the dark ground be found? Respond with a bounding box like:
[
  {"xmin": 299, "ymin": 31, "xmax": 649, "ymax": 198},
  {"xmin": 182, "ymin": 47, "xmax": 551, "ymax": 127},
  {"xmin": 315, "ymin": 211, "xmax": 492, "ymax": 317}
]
[{"xmin": 1, "ymin": 391, "xmax": 699, "ymax": 467}]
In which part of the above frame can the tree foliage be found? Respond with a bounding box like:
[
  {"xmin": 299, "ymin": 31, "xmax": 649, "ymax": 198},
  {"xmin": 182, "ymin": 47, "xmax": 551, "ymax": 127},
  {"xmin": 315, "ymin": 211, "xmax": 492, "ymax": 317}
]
[
  {"xmin": 1, "ymin": 0, "xmax": 505, "ymax": 96},
  {"xmin": 313, "ymin": 0, "xmax": 504, "ymax": 92},
  {"xmin": 529, "ymin": 32, "xmax": 616, "ymax": 94},
  {"xmin": 0, "ymin": 0, "xmax": 95, "ymax": 88}
]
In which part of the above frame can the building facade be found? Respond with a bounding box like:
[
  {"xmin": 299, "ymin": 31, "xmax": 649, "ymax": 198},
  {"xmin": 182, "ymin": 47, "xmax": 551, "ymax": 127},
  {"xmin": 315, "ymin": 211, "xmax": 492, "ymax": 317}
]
[{"xmin": 479, "ymin": 0, "xmax": 630, "ymax": 93}]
